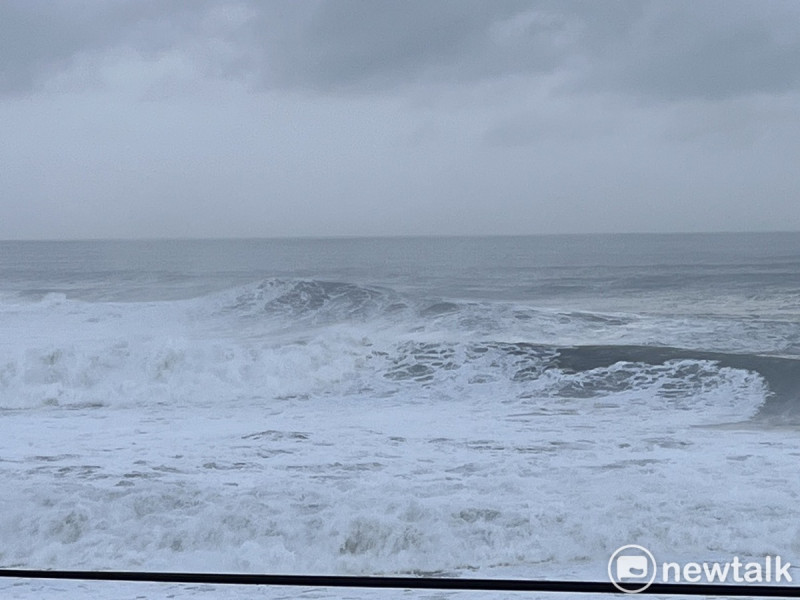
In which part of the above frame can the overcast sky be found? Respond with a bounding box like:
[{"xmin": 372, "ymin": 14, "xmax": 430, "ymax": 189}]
[{"xmin": 1, "ymin": 0, "xmax": 799, "ymax": 239}]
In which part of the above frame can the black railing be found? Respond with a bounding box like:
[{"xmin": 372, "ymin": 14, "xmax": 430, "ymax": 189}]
[{"xmin": 1, "ymin": 570, "xmax": 800, "ymax": 596}]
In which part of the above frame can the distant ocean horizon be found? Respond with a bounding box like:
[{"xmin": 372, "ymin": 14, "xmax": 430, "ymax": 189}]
[
  {"xmin": 5, "ymin": 228, "xmax": 800, "ymax": 242},
  {"xmin": 2, "ymin": 232, "xmax": 800, "ymax": 596}
]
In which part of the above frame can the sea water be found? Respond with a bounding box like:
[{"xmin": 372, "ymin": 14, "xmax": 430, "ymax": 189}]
[{"xmin": 1, "ymin": 233, "xmax": 799, "ymax": 599}]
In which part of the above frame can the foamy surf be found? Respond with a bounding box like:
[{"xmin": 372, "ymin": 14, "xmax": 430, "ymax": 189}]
[{"xmin": 2, "ymin": 235, "xmax": 800, "ymax": 599}]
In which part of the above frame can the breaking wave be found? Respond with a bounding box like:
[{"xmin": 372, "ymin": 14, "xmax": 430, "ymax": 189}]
[{"xmin": 1, "ymin": 278, "xmax": 796, "ymax": 423}]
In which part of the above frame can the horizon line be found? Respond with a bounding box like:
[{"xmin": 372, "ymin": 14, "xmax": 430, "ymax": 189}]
[{"xmin": 2, "ymin": 229, "xmax": 800, "ymax": 243}]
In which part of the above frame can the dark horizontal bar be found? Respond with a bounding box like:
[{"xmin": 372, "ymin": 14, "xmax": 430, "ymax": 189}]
[{"xmin": 1, "ymin": 570, "xmax": 799, "ymax": 596}]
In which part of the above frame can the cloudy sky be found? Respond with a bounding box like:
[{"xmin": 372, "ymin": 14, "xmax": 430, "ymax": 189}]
[{"xmin": 1, "ymin": 0, "xmax": 799, "ymax": 240}]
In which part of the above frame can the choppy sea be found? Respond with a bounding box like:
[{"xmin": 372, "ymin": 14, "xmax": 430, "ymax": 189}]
[{"xmin": 2, "ymin": 233, "xmax": 800, "ymax": 599}]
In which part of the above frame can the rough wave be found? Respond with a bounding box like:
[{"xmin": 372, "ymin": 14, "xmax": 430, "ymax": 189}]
[
  {"xmin": 4, "ymin": 239, "xmax": 800, "ymax": 593},
  {"xmin": 552, "ymin": 344, "xmax": 800, "ymax": 422}
]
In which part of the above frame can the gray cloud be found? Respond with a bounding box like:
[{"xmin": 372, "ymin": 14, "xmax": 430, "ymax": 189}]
[
  {"xmin": 1, "ymin": 1, "xmax": 799, "ymax": 239},
  {"xmin": 571, "ymin": 1, "xmax": 800, "ymax": 101},
  {"xmin": 249, "ymin": 0, "xmax": 564, "ymax": 92},
  {"xmin": 0, "ymin": 0, "xmax": 214, "ymax": 93},
  {"xmin": 4, "ymin": 1, "xmax": 798, "ymax": 101}
]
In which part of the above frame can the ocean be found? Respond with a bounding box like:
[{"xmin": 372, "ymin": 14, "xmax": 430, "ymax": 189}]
[{"xmin": 1, "ymin": 233, "xmax": 799, "ymax": 599}]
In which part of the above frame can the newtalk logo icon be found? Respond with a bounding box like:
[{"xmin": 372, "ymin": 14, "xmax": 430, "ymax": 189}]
[
  {"xmin": 608, "ymin": 545, "xmax": 793, "ymax": 593},
  {"xmin": 608, "ymin": 545, "xmax": 657, "ymax": 593}
]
